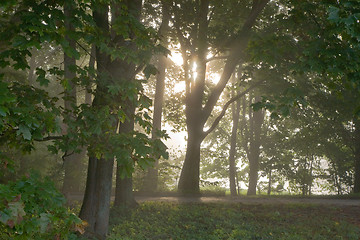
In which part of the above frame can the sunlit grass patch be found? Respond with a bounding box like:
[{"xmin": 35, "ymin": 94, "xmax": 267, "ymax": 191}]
[{"xmin": 108, "ymin": 202, "xmax": 360, "ymax": 240}]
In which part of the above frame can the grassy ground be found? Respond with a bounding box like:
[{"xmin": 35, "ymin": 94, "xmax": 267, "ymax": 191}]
[{"xmin": 108, "ymin": 202, "xmax": 360, "ymax": 240}]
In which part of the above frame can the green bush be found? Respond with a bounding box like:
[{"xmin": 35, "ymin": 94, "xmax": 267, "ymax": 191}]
[
  {"xmin": 0, "ymin": 173, "xmax": 84, "ymax": 239},
  {"xmin": 200, "ymin": 185, "xmax": 226, "ymax": 196}
]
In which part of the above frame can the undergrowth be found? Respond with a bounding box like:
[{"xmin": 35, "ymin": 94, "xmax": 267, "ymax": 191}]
[{"xmin": 109, "ymin": 202, "xmax": 360, "ymax": 240}]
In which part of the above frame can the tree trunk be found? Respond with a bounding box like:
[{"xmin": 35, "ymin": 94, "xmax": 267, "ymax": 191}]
[
  {"xmin": 93, "ymin": 157, "xmax": 114, "ymax": 238},
  {"xmin": 178, "ymin": 132, "xmax": 202, "ymax": 195},
  {"xmin": 114, "ymin": 176, "xmax": 138, "ymax": 207},
  {"xmin": 79, "ymin": 156, "xmax": 97, "ymax": 231},
  {"xmin": 309, "ymin": 156, "xmax": 314, "ymax": 195},
  {"xmin": 112, "ymin": 0, "xmax": 142, "ymax": 208},
  {"xmin": 79, "ymin": 4, "xmax": 114, "ymax": 238},
  {"xmin": 177, "ymin": 0, "xmax": 209, "ymax": 196},
  {"xmin": 114, "ymin": 99, "xmax": 137, "ymax": 207},
  {"xmin": 354, "ymin": 119, "xmax": 360, "ymax": 193},
  {"xmin": 354, "ymin": 149, "xmax": 360, "ymax": 193},
  {"xmin": 143, "ymin": 1, "xmax": 170, "ymax": 192},
  {"xmin": 28, "ymin": 50, "xmax": 36, "ymax": 83},
  {"xmin": 143, "ymin": 50, "xmax": 166, "ymax": 192},
  {"xmin": 229, "ymin": 89, "xmax": 241, "ymax": 196},
  {"xmin": 62, "ymin": 153, "xmax": 84, "ymax": 195},
  {"xmin": 62, "ymin": 0, "xmax": 83, "ymax": 197},
  {"xmin": 247, "ymin": 96, "xmax": 264, "ymax": 196},
  {"xmin": 80, "ymin": 156, "xmax": 114, "ymax": 240},
  {"xmin": 85, "ymin": 45, "xmax": 95, "ymax": 106},
  {"xmin": 267, "ymin": 169, "xmax": 272, "ymax": 195}
]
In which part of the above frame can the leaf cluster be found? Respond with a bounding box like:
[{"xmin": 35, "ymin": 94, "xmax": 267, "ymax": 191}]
[{"xmin": 0, "ymin": 173, "xmax": 84, "ymax": 239}]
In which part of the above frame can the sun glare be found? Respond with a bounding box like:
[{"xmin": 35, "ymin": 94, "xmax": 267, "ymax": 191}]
[
  {"xmin": 169, "ymin": 51, "xmax": 183, "ymax": 66},
  {"xmin": 192, "ymin": 62, "xmax": 197, "ymax": 80},
  {"xmin": 174, "ymin": 81, "xmax": 185, "ymax": 93}
]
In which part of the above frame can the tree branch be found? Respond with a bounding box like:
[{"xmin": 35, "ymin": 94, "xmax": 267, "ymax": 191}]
[
  {"xmin": 203, "ymin": 80, "xmax": 264, "ymax": 138},
  {"xmin": 34, "ymin": 135, "xmax": 63, "ymax": 142},
  {"xmin": 205, "ymin": 55, "xmax": 229, "ymax": 63},
  {"xmin": 201, "ymin": 0, "xmax": 269, "ymax": 123}
]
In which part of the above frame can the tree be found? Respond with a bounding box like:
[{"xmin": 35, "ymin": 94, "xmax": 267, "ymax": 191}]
[
  {"xmin": 172, "ymin": 0, "xmax": 269, "ymax": 195},
  {"xmin": 228, "ymin": 80, "xmax": 241, "ymax": 196},
  {"xmin": 0, "ymin": 0, "xmax": 167, "ymax": 238},
  {"xmin": 79, "ymin": 1, "xmax": 167, "ymax": 236},
  {"xmin": 62, "ymin": 0, "xmax": 85, "ymax": 197},
  {"xmin": 143, "ymin": 0, "xmax": 171, "ymax": 193}
]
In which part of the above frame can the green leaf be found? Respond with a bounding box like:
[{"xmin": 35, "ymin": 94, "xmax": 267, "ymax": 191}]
[
  {"xmin": 270, "ymin": 112, "xmax": 280, "ymax": 120},
  {"xmin": 143, "ymin": 64, "xmax": 158, "ymax": 79},
  {"xmin": 39, "ymin": 213, "xmax": 50, "ymax": 233},
  {"xmin": 36, "ymin": 68, "xmax": 50, "ymax": 86},
  {"xmin": 328, "ymin": 6, "xmax": 340, "ymax": 21},
  {"xmin": 18, "ymin": 124, "xmax": 32, "ymax": 140},
  {"xmin": 107, "ymin": 84, "xmax": 121, "ymax": 95},
  {"xmin": 12, "ymin": 36, "xmax": 28, "ymax": 48},
  {"xmin": 0, "ymin": 211, "xmax": 11, "ymax": 225},
  {"xmin": 252, "ymin": 102, "xmax": 264, "ymax": 111},
  {"xmin": 0, "ymin": 106, "xmax": 8, "ymax": 116}
]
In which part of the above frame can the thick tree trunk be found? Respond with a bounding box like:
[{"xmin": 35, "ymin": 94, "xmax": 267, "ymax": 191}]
[
  {"xmin": 93, "ymin": 157, "xmax": 114, "ymax": 238},
  {"xmin": 114, "ymin": 176, "xmax": 138, "ymax": 207},
  {"xmin": 114, "ymin": 105, "xmax": 137, "ymax": 208},
  {"xmin": 229, "ymin": 92, "xmax": 241, "ymax": 196},
  {"xmin": 62, "ymin": 153, "xmax": 84, "ymax": 194},
  {"xmin": 80, "ymin": 156, "xmax": 114, "ymax": 239},
  {"xmin": 79, "ymin": 156, "xmax": 97, "ymax": 231},
  {"xmin": 110, "ymin": 0, "xmax": 142, "ymax": 207},
  {"xmin": 178, "ymin": 132, "xmax": 202, "ymax": 195},
  {"xmin": 114, "ymin": 98, "xmax": 136, "ymax": 207},
  {"xmin": 247, "ymin": 159, "xmax": 259, "ymax": 195},
  {"xmin": 247, "ymin": 96, "xmax": 264, "ymax": 196},
  {"xmin": 177, "ymin": 0, "xmax": 209, "ymax": 196},
  {"xmin": 79, "ymin": 4, "xmax": 114, "ymax": 239}
]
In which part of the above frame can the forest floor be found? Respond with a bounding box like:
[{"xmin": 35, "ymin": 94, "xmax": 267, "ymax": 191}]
[
  {"xmin": 134, "ymin": 195, "xmax": 360, "ymax": 227},
  {"xmin": 68, "ymin": 193, "xmax": 360, "ymax": 227},
  {"xmin": 106, "ymin": 196, "xmax": 360, "ymax": 239}
]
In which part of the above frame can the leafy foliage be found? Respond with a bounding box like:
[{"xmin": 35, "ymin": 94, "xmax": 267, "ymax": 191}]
[
  {"xmin": 0, "ymin": 0, "xmax": 168, "ymax": 178},
  {"xmin": 0, "ymin": 173, "xmax": 84, "ymax": 239}
]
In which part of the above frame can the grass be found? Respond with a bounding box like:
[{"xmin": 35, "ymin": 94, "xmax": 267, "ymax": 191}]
[{"xmin": 108, "ymin": 202, "xmax": 360, "ymax": 240}]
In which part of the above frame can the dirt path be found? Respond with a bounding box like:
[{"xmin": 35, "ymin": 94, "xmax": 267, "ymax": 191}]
[
  {"xmin": 134, "ymin": 196, "xmax": 360, "ymax": 206},
  {"xmin": 68, "ymin": 194, "xmax": 360, "ymax": 206}
]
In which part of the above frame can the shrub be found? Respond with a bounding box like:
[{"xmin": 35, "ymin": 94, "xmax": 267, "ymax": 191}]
[{"xmin": 0, "ymin": 173, "xmax": 85, "ymax": 239}]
